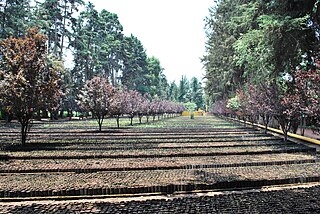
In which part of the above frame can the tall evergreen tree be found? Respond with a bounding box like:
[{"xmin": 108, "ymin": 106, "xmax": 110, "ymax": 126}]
[
  {"xmin": 204, "ymin": 0, "xmax": 320, "ymax": 104},
  {"xmin": 0, "ymin": 0, "xmax": 174, "ymax": 120},
  {"xmin": 96, "ymin": 9, "xmax": 123, "ymax": 86},
  {"xmin": 146, "ymin": 56, "xmax": 168, "ymax": 98},
  {"xmin": 0, "ymin": 0, "xmax": 31, "ymax": 38},
  {"xmin": 34, "ymin": 0, "xmax": 84, "ymax": 58},
  {"xmin": 168, "ymin": 81, "xmax": 179, "ymax": 101},
  {"xmin": 121, "ymin": 35, "xmax": 148, "ymax": 92},
  {"xmin": 190, "ymin": 77, "xmax": 204, "ymax": 110},
  {"xmin": 71, "ymin": 4, "xmax": 124, "ymax": 86},
  {"xmin": 70, "ymin": 2, "xmax": 100, "ymax": 83},
  {"xmin": 178, "ymin": 75, "xmax": 190, "ymax": 103}
]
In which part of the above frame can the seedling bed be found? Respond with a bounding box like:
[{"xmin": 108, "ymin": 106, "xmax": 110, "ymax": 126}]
[
  {"xmin": 2, "ymin": 140, "xmax": 296, "ymax": 152},
  {"xmin": 0, "ymin": 153, "xmax": 317, "ymax": 173},
  {"xmin": 1, "ymin": 163, "xmax": 320, "ymax": 197},
  {"xmin": 0, "ymin": 186, "xmax": 320, "ymax": 214},
  {"xmin": 0, "ymin": 132, "xmax": 270, "ymax": 141},
  {"xmin": 0, "ymin": 145, "xmax": 315, "ymax": 160},
  {"xmin": 0, "ymin": 115, "xmax": 319, "ymax": 202},
  {"xmin": 1, "ymin": 185, "xmax": 320, "ymax": 213}
]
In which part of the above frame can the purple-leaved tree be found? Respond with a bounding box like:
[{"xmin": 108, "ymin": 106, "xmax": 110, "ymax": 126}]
[
  {"xmin": 0, "ymin": 28, "xmax": 61, "ymax": 145},
  {"xmin": 78, "ymin": 76, "xmax": 112, "ymax": 132},
  {"xmin": 109, "ymin": 87, "xmax": 128, "ymax": 128},
  {"xmin": 125, "ymin": 90, "xmax": 141, "ymax": 126}
]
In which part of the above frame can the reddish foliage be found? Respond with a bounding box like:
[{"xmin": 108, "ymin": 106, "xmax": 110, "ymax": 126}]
[
  {"xmin": 78, "ymin": 76, "xmax": 113, "ymax": 131},
  {"xmin": 212, "ymin": 99, "xmax": 228, "ymax": 115},
  {"xmin": 0, "ymin": 28, "xmax": 61, "ymax": 144}
]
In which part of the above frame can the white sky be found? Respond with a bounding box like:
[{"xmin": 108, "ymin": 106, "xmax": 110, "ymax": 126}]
[{"xmin": 87, "ymin": 0, "xmax": 213, "ymax": 83}]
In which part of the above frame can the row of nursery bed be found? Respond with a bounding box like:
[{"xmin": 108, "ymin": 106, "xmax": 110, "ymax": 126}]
[
  {"xmin": 0, "ymin": 116, "xmax": 319, "ymax": 200},
  {"xmin": 2, "ymin": 184, "xmax": 320, "ymax": 213}
]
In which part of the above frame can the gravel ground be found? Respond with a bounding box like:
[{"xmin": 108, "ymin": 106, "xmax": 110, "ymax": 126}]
[
  {"xmin": 1, "ymin": 184, "xmax": 320, "ymax": 213},
  {"xmin": 0, "ymin": 116, "xmax": 319, "ymax": 213},
  {"xmin": 1, "ymin": 163, "xmax": 320, "ymax": 192},
  {"xmin": 0, "ymin": 153, "xmax": 316, "ymax": 171}
]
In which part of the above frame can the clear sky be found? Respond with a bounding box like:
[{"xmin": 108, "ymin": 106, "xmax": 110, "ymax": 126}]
[{"xmin": 87, "ymin": 0, "xmax": 213, "ymax": 83}]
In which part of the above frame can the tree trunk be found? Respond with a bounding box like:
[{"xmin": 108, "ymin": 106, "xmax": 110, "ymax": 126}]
[
  {"xmin": 36, "ymin": 110, "xmax": 41, "ymax": 121},
  {"xmin": 280, "ymin": 120, "xmax": 291, "ymax": 142},
  {"xmin": 98, "ymin": 122, "xmax": 102, "ymax": 132},
  {"xmin": 301, "ymin": 117, "xmax": 306, "ymax": 136},
  {"xmin": 97, "ymin": 115, "xmax": 104, "ymax": 132},
  {"xmin": 264, "ymin": 115, "xmax": 270, "ymax": 134},
  {"xmin": 130, "ymin": 116, "xmax": 133, "ymax": 126},
  {"xmin": 1, "ymin": 1, "xmax": 6, "ymax": 38},
  {"xmin": 291, "ymin": 119, "xmax": 299, "ymax": 134},
  {"xmin": 116, "ymin": 116, "xmax": 120, "ymax": 128},
  {"xmin": 42, "ymin": 110, "xmax": 49, "ymax": 118},
  {"xmin": 68, "ymin": 110, "xmax": 72, "ymax": 121},
  {"xmin": 4, "ymin": 112, "xmax": 12, "ymax": 123},
  {"xmin": 59, "ymin": 110, "xmax": 64, "ymax": 118},
  {"xmin": 50, "ymin": 111, "xmax": 58, "ymax": 120},
  {"xmin": 60, "ymin": 0, "xmax": 68, "ymax": 59},
  {"xmin": 283, "ymin": 130, "xmax": 288, "ymax": 142},
  {"xmin": 111, "ymin": 66, "xmax": 115, "ymax": 87},
  {"xmin": 21, "ymin": 121, "xmax": 29, "ymax": 145}
]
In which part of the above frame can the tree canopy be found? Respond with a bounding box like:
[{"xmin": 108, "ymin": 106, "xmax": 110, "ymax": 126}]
[
  {"xmin": 204, "ymin": 0, "xmax": 319, "ymax": 101},
  {"xmin": 0, "ymin": 28, "xmax": 61, "ymax": 144},
  {"xmin": 0, "ymin": 0, "xmax": 206, "ymax": 121}
]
